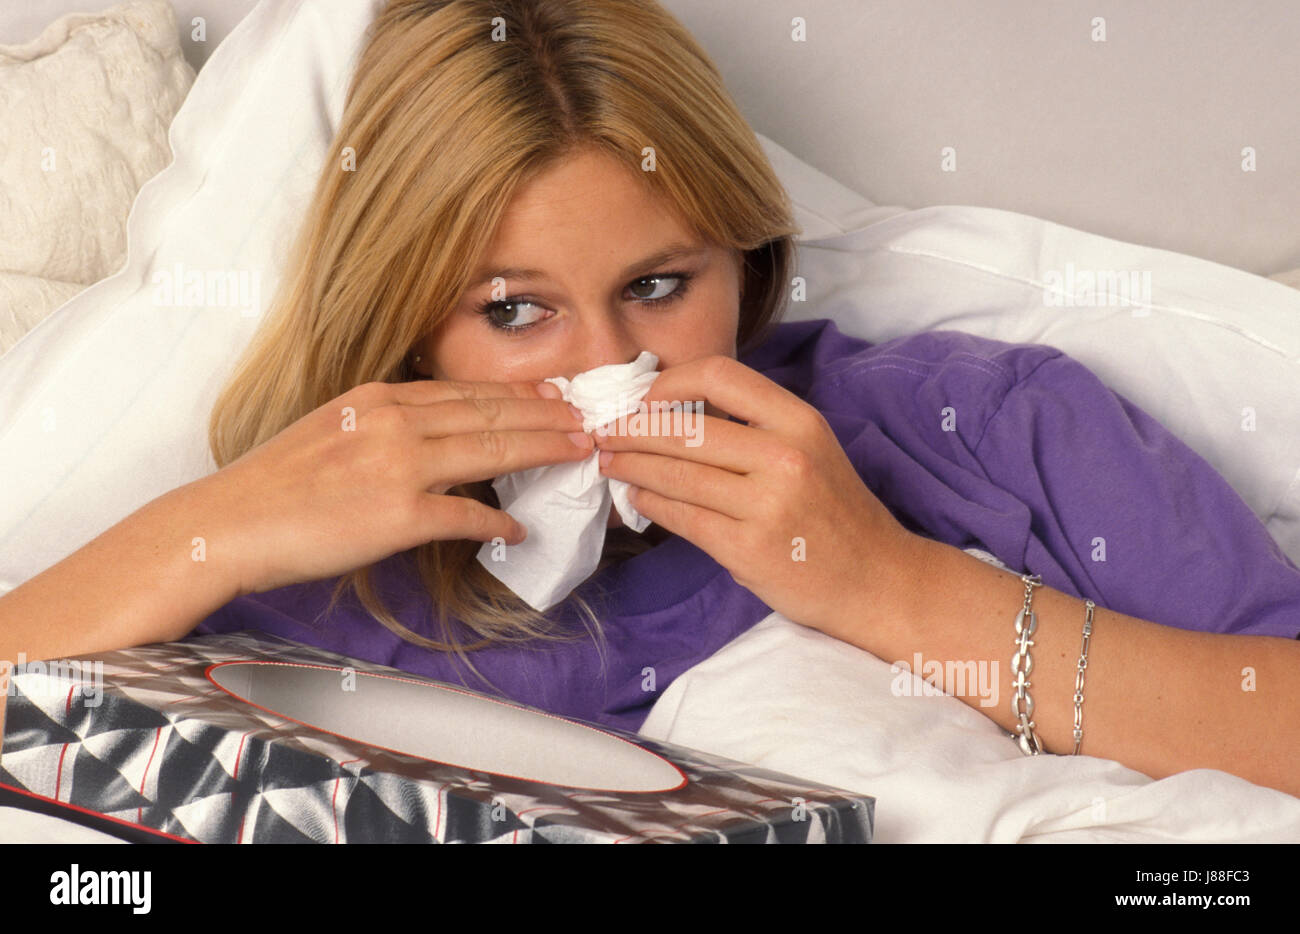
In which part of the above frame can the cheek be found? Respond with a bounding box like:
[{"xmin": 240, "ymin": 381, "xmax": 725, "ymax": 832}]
[
  {"xmin": 711, "ymin": 285, "xmax": 741, "ymax": 357},
  {"xmin": 673, "ymin": 284, "xmax": 740, "ymax": 362},
  {"xmin": 430, "ymin": 325, "xmax": 560, "ymax": 384},
  {"xmin": 428, "ymin": 323, "xmax": 484, "ymax": 382}
]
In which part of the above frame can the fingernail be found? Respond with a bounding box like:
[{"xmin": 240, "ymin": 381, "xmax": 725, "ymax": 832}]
[
  {"xmin": 568, "ymin": 431, "xmax": 592, "ymax": 449},
  {"xmin": 598, "ymin": 449, "xmax": 612, "ymax": 467},
  {"xmin": 536, "ymin": 381, "xmax": 562, "ymax": 399},
  {"xmin": 568, "ymin": 403, "xmax": 584, "ymax": 423}
]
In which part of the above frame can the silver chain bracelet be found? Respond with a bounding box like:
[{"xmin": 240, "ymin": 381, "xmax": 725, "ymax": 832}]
[
  {"xmin": 1072, "ymin": 600, "xmax": 1096, "ymax": 755},
  {"xmin": 1010, "ymin": 573, "xmax": 1044, "ymax": 755}
]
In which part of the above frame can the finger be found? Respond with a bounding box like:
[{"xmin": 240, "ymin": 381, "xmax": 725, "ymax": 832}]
[
  {"xmin": 385, "ymin": 377, "xmax": 562, "ymax": 407},
  {"xmin": 625, "ymin": 482, "xmax": 742, "ymax": 559},
  {"xmin": 418, "ymin": 493, "xmax": 527, "ymax": 544},
  {"xmin": 594, "ymin": 410, "xmax": 767, "ymax": 474},
  {"xmin": 402, "ymin": 396, "xmax": 585, "ymax": 439},
  {"xmin": 636, "ymin": 356, "xmax": 808, "ymax": 433},
  {"xmin": 422, "ymin": 429, "xmax": 594, "ymax": 492},
  {"xmin": 599, "ymin": 449, "xmax": 751, "ymax": 520},
  {"xmin": 341, "ymin": 377, "xmax": 562, "ymax": 417}
]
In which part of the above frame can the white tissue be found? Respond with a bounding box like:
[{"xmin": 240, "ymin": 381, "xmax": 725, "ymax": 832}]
[{"xmin": 477, "ymin": 351, "xmax": 661, "ymax": 611}]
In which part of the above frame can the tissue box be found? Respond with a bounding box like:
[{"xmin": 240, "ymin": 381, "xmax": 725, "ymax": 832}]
[{"xmin": 0, "ymin": 631, "xmax": 873, "ymax": 843}]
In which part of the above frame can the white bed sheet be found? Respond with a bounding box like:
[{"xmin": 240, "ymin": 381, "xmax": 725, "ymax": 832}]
[{"xmin": 639, "ymin": 597, "xmax": 1300, "ymax": 844}]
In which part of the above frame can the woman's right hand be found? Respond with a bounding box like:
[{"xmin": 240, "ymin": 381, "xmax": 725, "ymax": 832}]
[{"xmin": 189, "ymin": 378, "xmax": 592, "ymax": 596}]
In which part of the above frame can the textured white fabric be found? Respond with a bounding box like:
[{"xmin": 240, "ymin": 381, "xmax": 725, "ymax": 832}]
[
  {"xmin": 0, "ymin": 0, "xmax": 195, "ymax": 354},
  {"xmin": 480, "ymin": 352, "xmax": 660, "ymax": 612},
  {"xmin": 0, "ymin": 1, "xmax": 261, "ymax": 74}
]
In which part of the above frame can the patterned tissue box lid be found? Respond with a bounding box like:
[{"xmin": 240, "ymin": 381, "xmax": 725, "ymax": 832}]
[{"xmin": 0, "ymin": 631, "xmax": 874, "ymax": 843}]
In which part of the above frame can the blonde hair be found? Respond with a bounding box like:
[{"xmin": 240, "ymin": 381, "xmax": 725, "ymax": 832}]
[{"xmin": 207, "ymin": 0, "xmax": 800, "ymax": 694}]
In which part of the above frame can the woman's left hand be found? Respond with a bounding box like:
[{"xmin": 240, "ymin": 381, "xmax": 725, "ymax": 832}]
[{"xmin": 593, "ymin": 355, "xmax": 922, "ymax": 643}]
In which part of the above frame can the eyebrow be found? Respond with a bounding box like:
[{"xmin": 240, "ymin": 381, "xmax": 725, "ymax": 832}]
[{"xmin": 468, "ymin": 242, "xmax": 708, "ymax": 290}]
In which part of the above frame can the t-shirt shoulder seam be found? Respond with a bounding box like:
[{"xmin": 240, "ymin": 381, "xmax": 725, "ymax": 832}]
[{"xmin": 971, "ymin": 348, "xmax": 1066, "ymax": 455}]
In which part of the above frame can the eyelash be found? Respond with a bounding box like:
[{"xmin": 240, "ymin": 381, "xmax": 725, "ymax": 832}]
[{"xmin": 475, "ymin": 271, "xmax": 695, "ymax": 335}]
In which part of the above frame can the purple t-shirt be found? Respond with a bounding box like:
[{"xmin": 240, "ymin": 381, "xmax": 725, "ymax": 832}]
[{"xmin": 193, "ymin": 318, "xmax": 1300, "ymax": 732}]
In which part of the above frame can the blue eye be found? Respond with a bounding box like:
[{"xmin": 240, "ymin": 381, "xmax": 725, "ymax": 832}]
[{"xmin": 476, "ymin": 271, "xmax": 694, "ymax": 335}]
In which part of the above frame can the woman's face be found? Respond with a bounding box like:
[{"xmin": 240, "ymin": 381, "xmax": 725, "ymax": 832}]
[
  {"xmin": 412, "ymin": 146, "xmax": 746, "ymax": 530},
  {"xmin": 413, "ymin": 146, "xmax": 744, "ymax": 392}
]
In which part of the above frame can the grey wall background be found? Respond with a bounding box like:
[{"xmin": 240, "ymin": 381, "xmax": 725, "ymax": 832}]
[
  {"xmin": 660, "ymin": 0, "xmax": 1300, "ymax": 277},
  {"xmin": 6, "ymin": 0, "xmax": 1298, "ymax": 276}
]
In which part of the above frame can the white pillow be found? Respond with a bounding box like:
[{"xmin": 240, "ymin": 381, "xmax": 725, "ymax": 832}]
[
  {"xmin": 1, "ymin": 0, "xmax": 1297, "ymax": 597},
  {"xmin": 0, "ymin": 0, "xmax": 195, "ymax": 354}
]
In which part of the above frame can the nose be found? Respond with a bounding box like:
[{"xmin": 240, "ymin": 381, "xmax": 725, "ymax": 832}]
[{"xmin": 565, "ymin": 312, "xmax": 645, "ymax": 376}]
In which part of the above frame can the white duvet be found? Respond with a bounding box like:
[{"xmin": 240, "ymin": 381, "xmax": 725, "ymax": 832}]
[{"xmin": 639, "ymin": 599, "xmax": 1300, "ymax": 843}]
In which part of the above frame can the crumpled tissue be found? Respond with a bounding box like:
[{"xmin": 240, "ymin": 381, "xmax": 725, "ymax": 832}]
[{"xmin": 477, "ymin": 351, "xmax": 661, "ymax": 611}]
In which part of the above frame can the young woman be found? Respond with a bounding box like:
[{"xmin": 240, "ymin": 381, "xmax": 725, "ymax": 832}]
[{"xmin": 3, "ymin": 0, "xmax": 1297, "ymax": 800}]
